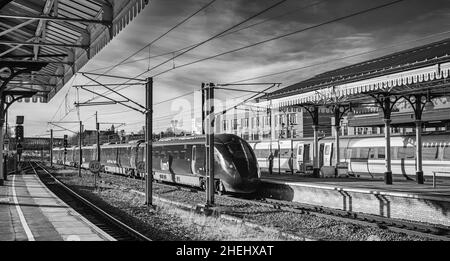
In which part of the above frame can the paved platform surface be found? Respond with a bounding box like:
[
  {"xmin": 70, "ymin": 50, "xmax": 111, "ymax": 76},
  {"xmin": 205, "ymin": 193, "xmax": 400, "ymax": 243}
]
[
  {"xmin": 261, "ymin": 173, "xmax": 450, "ymax": 200},
  {"xmin": 259, "ymin": 172, "xmax": 450, "ymax": 226},
  {"xmin": 0, "ymin": 172, "xmax": 114, "ymax": 241}
]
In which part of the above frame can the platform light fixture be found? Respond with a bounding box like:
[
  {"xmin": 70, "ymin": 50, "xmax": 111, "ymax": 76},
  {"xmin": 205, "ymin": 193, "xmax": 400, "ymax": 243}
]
[
  {"xmin": 347, "ymin": 109, "xmax": 354, "ymax": 120},
  {"xmin": 424, "ymin": 90, "xmax": 435, "ymax": 111},
  {"xmin": 424, "ymin": 97, "xmax": 435, "ymax": 111}
]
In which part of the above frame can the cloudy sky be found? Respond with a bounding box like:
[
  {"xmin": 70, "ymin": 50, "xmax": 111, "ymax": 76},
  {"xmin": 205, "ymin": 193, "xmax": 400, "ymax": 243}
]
[{"xmin": 8, "ymin": 0, "xmax": 450, "ymax": 137}]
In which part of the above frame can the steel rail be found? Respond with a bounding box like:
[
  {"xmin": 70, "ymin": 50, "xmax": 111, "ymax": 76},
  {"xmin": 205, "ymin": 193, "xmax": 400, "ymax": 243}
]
[
  {"xmin": 31, "ymin": 161, "xmax": 151, "ymax": 241},
  {"xmin": 51, "ymin": 162, "xmax": 450, "ymax": 241},
  {"xmin": 137, "ymin": 174, "xmax": 450, "ymax": 241}
]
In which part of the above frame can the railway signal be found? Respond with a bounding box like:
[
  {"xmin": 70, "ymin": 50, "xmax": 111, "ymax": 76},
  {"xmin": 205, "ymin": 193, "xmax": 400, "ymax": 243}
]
[{"xmin": 15, "ymin": 125, "xmax": 24, "ymax": 142}]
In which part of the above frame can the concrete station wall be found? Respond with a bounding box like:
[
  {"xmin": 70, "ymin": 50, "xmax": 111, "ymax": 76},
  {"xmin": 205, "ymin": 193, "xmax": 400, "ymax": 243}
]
[{"xmin": 259, "ymin": 181, "xmax": 450, "ymax": 227}]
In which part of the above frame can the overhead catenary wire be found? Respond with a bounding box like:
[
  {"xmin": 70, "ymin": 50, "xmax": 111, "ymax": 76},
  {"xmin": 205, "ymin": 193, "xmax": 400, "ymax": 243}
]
[
  {"xmin": 143, "ymin": 0, "xmax": 289, "ymax": 75},
  {"xmin": 107, "ymin": 0, "xmax": 408, "ymax": 98},
  {"xmin": 46, "ymin": 31, "xmax": 448, "ymax": 136},
  {"xmin": 148, "ymin": 0, "xmax": 407, "ymax": 79},
  {"xmin": 84, "ymin": 0, "xmax": 289, "ymax": 103},
  {"xmin": 51, "ymin": 0, "xmax": 434, "ymax": 135},
  {"xmin": 84, "ymin": 0, "xmax": 325, "ymax": 74},
  {"xmin": 80, "ymin": 0, "xmax": 219, "ymax": 103}
]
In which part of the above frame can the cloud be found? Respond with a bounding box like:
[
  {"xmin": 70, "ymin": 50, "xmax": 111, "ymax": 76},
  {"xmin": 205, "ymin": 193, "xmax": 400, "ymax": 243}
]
[{"xmin": 13, "ymin": 0, "xmax": 450, "ymax": 136}]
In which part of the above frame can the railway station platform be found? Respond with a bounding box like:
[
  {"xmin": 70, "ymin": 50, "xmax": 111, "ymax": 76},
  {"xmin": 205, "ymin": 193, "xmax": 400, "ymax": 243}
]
[
  {"xmin": 0, "ymin": 171, "xmax": 114, "ymax": 241},
  {"xmin": 259, "ymin": 173, "xmax": 450, "ymax": 227}
]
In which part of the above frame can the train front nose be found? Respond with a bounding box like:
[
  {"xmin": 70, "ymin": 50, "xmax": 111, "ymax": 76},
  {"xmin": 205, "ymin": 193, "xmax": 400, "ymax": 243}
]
[
  {"xmin": 235, "ymin": 176, "xmax": 260, "ymax": 193},
  {"xmin": 223, "ymin": 170, "xmax": 260, "ymax": 194}
]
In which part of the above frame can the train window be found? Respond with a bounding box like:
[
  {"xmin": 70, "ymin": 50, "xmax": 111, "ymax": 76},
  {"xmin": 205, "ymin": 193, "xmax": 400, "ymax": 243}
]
[
  {"xmin": 423, "ymin": 147, "xmax": 438, "ymax": 160},
  {"xmin": 369, "ymin": 148, "xmax": 375, "ymax": 159},
  {"xmin": 443, "ymin": 147, "xmax": 450, "ymax": 160},
  {"xmin": 397, "ymin": 147, "xmax": 415, "ymax": 159},
  {"xmin": 378, "ymin": 147, "xmax": 385, "ymax": 159},
  {"xmin": 179, "ymin": 150, "xmax": 186, "ymax": 159},
  {"xmin": 273, "ymin": 150, "xmax": 279, "ymax": 157},
  {"xmin": 359, "ymin": 148, "xmax": 369, "ymax": 159},
  {"xmin": 438, "ymin": 147, "xmax": 445, "ymax": 161},
  {"xmin": 192, "ymin": 146, "xmax": 196, "ymax": 160},
  {"xmin": 257, "ymin": 149, "xmax": 270, "ymax": 158},
  {"xmin": 339, "ymin": 148, "xmax": 346, "ymax": 159},
  {"xmin": 280, "ymin": 149, "xmax": 291, "ymax": 158},
  {"xmin": 346, "ymin": 149, "xmax": 352, "ymax": 159},
  {"xmin": 325, "ymin": 145, "xmax": 331, "ymax": 155}
]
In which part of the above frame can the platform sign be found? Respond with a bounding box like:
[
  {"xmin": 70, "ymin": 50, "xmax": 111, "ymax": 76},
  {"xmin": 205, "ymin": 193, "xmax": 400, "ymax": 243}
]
[
  {"xmin": 89, "ymin": 160, "xmax": 101, "ymax": 173},
  {"xmin": 136, "ymin": 161, "xmax": 146, "ymax": 174}
]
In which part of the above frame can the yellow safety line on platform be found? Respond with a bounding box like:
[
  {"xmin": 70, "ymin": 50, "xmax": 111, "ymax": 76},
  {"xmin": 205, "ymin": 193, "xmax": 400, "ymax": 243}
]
[{"xmin": 12, "ymin": 174, "xmax": 35, "ymax": 241}]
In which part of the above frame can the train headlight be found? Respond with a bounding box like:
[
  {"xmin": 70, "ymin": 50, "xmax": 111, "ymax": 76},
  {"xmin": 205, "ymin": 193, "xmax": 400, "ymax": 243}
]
[{"xmin": 229, "ymin": 164, "xmax": 235, "ymax": 169}]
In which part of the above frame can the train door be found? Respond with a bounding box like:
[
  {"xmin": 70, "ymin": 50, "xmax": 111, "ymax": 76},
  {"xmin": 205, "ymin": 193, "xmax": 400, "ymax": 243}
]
[
  {"xmin": 130, "ymin": 144, "xmax": 137, "ymax": 168},
  {"xmin": 271, "ymin": 141, "xmax": 280, "ymax": 174},
  {"xmin": 171, "ymin": 145, "xmax": 190, "ymax": 175},
  {"xmin": 303, "ymin": 143, "xmax": 311, "ymax": 164},
  {"xmin": 254, "ymin": 142, "xmax": 270, "ymax": 170},
  {"xmin": 322, "ymin": 142, "xmax": 333, "ymax": 167},
  {"xmin": 160, "ymin": 147, "xmax": 170, "ymax": 171},
  {"xmin": 191, "ymin": 145, "xmax": 205, "ymax": 175},
  {"xmin": 279, "ymin": 140, "xmax": 293, "ymax": 173},
  {"xmin": 296, "ymin": 143, "xmax": 304, "ymax": 172}
]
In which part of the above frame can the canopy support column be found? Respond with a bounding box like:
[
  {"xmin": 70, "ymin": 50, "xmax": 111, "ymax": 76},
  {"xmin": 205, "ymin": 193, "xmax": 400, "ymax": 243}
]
[
  {"xmin": 403, "ymin": 93, "xmax": 434, "ymax": 184},
  {"xmin": 0, "ymin": 100, "xmax": 4, "ymax": 185},
  {"xmin": 311, "ymin": 107, "xmax": 320, "ymax": 177},
  {"xmin": 383, "ymin": 116, "xmax": 393, "ymax": 185},
  {"xmin": 332, "ymin": 104, "xmax": 350, "ymax": 177},
  {"xmin": 415, "ymin": 119, "xmax": 424, "ymax": 184}
]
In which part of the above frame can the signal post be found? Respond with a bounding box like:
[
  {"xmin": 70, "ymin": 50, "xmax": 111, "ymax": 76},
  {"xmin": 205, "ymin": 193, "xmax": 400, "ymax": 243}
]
[
  {"xmin": 202, "ymin": 82, "xmax": 215, "ymax": 206},
  {"xmin": 145, "ymin": 77, "xmax": 153, "ymax": 206}
]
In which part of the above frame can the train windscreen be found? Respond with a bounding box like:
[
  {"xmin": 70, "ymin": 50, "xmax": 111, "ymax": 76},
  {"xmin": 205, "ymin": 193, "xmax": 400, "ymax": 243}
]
[{"xmin": 224, "ymin": 138, "xmax": 257, "ymax": 178}]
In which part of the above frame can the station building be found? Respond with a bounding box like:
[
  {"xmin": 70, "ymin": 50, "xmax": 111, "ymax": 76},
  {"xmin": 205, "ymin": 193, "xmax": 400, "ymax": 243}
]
[{"xmin": 216, "ymin": 38, "xmax": 450, "ymax": 141}]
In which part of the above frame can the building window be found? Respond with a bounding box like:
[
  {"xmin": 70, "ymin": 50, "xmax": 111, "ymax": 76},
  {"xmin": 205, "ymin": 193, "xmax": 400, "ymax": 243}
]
[
  {"xmin": 241, "ymin": 118, "xmax": 249, "ymax": 128},
  {"xmin": 233, "ymin": 119, "xmax": 238, "ymax": 130},
  {"xmin": 288, "ymin": 113, "xmax": 297, "ymax": 125},
  {"xmin": 222, "ymin": 120, "xmax": 227, "ymax": 131}
]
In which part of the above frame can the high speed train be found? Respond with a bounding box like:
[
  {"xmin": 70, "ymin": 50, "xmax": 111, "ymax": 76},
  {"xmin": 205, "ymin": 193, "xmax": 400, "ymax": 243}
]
[
  {"xmin": 248, "ymin": 132, "xmax": 450, "ymax": 179},
  {"xmin": 52, "ymin": 134, "xmax": 260, "ymax": 194}
]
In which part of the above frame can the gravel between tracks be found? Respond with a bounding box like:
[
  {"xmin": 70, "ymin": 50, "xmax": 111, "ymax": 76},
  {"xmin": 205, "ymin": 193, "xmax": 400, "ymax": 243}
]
[{"xmin": 49, "ymin": 165, "xmax": 431, "ymax": 241}]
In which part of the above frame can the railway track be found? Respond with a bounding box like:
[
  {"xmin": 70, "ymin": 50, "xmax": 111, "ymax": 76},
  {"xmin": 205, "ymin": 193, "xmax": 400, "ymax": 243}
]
[
  {"xmin": 49, "ymin": 162, "xmax": 450, "ymax": 241},
  {"xmin": 29, "ymin": 161, "xmax": 151, "ymax": 241},
  {"xmin": 225, "ymin": 195, "xmax": 450, "ymax": 241},
  {"xmin": 128, "ymin": 173, "xmax": 450, "ymax": 241}
]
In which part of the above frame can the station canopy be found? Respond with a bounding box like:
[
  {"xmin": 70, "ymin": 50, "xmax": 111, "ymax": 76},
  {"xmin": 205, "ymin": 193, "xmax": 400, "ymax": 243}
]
[
  {"xmin": 261, "ymin": 37, "xmax": 450, "ymax": 108},
  {"xmin": 0, "ymin": 0, "xmax": 149, "ymax": 103}
]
